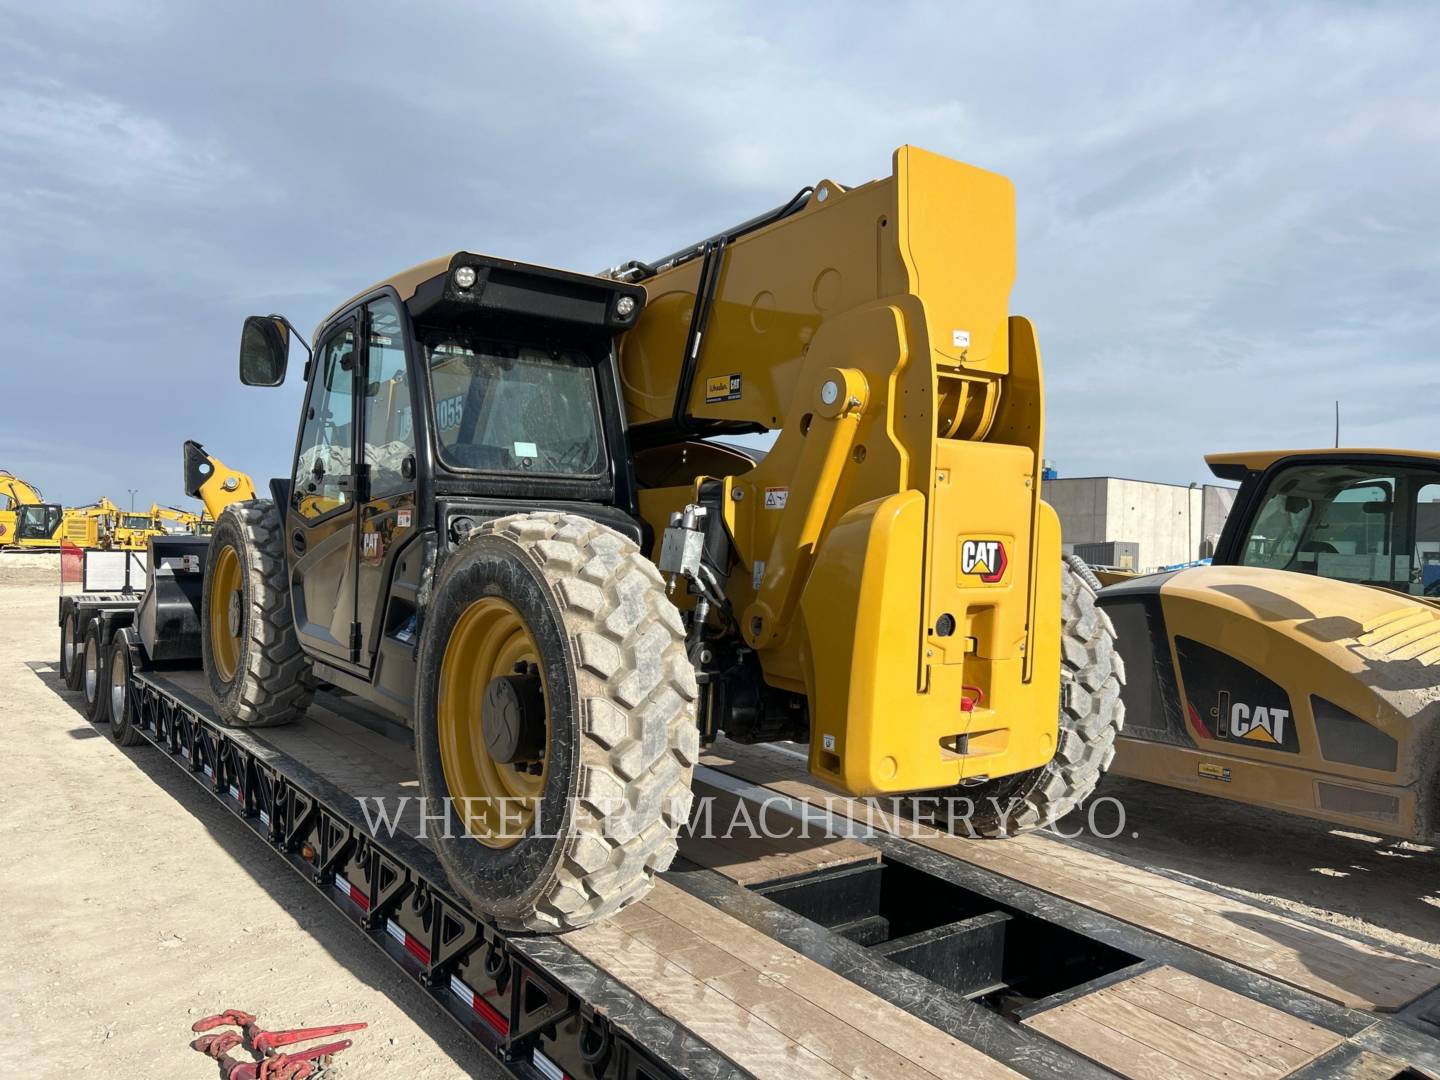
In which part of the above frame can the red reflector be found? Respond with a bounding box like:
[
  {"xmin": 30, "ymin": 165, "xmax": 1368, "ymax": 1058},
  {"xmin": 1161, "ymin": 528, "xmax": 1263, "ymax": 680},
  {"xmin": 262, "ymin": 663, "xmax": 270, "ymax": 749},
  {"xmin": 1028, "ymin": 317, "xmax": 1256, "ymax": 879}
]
[
  {"xmin": 473, "ymin": 993, "xmax": 509, "ymax": 1034},
  {"xmin": 404, "ymin": 935, "xmax": 431, "ymax": 965},
  {"xmin": 1187, "ymin": 701, "xmax": 1212, "ymax": 739}
]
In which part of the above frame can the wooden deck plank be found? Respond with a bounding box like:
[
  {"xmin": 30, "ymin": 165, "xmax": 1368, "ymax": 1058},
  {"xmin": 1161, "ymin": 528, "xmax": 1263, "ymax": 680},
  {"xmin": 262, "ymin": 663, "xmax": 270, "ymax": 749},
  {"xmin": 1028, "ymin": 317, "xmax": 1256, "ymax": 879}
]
[
  {"xmin": 1063, "ymin": 991, "xmax": 1284, "ymax": 1078},
  {"xmin": 1105, "ymin": 980, "xmax": 1323, "ymax": 1071},
  {"xmin": 637, "ymin": 883, "xmax": 1022, "ymax": 1080},
  {"xmin": 680, "ymin": 783, "xmax": 879, "ymax": 886},
  {"xmin": 1024, "ymin": 1006, "xmax": 1221, "ymax": 1080},
  {"xmin": 700, "ymin": 740, "xmax": 1440, "ymax": 1012},
  {"xmin": 569, "ymin": 919, "xmax": 850, "ymax": 1080},
  {"xmin": 1023, "ymin": 967, "xmax": 1345, "ymax": 1080},
  {"xmin": 1136, "ymin": 967, "xmax": 1346, "ymax": 1055},
  {"xmin": 705, "ymin": 966, "xmax": 944, "ymax": 1080}
]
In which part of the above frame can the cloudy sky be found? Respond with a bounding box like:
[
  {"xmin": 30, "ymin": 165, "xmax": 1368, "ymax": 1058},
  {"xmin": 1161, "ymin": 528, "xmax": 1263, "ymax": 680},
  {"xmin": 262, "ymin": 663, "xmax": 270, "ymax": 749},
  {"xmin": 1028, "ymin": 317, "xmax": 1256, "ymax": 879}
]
[{"xmin": 2, "ymin": 2, "xmax": 1436, "ymax": 510}]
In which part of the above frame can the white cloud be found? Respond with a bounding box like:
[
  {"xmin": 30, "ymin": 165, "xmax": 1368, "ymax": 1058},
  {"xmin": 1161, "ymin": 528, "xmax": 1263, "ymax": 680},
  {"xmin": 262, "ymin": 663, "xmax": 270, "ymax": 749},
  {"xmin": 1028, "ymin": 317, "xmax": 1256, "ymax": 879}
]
[{"xmin": 2, "ymin": 1, "xmax": 1438, "ymax": 507}]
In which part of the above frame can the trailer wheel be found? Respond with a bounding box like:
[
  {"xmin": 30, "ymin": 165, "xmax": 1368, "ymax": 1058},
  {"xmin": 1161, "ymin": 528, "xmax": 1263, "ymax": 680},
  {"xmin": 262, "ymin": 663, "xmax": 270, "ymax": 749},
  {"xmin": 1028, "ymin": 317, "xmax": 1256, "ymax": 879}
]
[
  {"xmin": 107, "ymin": 628, "xmax": 146, "ymax": 747},
  {"xmin": 201, "ymin": 501, "xmax": 315, "ymax": 727},
  {"xmin": 61, "ymin": 609, "xmax": 83, "ymax": 690},
  {"xmin": 81, "ymin": 618, "xmax": 109, "ymax": 724},
  {"xmin": 415, "ymin": 512, "xmax": 698, "ymax": 933},
  {"xmin": 962, "ymin": 557, "xmax": 1125, "ymax": 837}
]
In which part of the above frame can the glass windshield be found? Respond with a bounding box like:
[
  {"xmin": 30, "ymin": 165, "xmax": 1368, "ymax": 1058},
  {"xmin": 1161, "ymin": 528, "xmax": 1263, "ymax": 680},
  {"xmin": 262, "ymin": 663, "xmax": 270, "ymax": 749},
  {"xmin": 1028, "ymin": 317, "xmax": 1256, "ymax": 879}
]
[
  {"xmin": 1238, "ymin": 460, "xmax": 1440, "ymax": 595},
  {"xmin": 424, "ymin": 334, "xmax": 605, "ymax": 477},
  {"xmin": 18, "ymin": 504, "xmax": 60, "ymax": 539},
  {"xmin": 121, "ymin": 514, "xmax": 151, "ymax": 529}
]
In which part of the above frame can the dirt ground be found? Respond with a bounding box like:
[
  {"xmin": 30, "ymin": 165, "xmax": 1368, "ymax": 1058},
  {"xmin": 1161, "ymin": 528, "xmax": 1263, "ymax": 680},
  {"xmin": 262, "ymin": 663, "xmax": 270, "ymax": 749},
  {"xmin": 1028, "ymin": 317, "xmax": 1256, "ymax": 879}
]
[
  {"xmin": 0, "ymin": 557, "xmax": 501, "ymax": 1079},
  {"xmin": 1080, "ymin": 776, "xmax": 1439, "ymax": 959},
  {"xmin": 2, "ymin": 554, "xmax": 1436, "ymax": 1079}
]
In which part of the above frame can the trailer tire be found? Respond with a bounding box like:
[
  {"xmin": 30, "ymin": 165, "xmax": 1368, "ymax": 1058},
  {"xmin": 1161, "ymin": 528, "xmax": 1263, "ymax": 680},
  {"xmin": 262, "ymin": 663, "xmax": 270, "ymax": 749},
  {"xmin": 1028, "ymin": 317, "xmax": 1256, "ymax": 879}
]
[
  {"xmin": 201, "ymin": 501, "xmax": 315, "ymax": 728},
  {"xmin": 61, "ymin": 608, "xmax": 83, "ymax": 690},
  {"xmin": 415, "ymin": 512, "xmax": 697, "ymax": 933},
  {"xmin": 960, "ymin": 557, "xmax": 1125, "ymax": 837},
  {"xmin": 107, "ymin": 628, "xmax": 146, "ymax": 747},
  {"xmin": 81, "ymin": 618, "xmax": 109, "ymax": 724}
]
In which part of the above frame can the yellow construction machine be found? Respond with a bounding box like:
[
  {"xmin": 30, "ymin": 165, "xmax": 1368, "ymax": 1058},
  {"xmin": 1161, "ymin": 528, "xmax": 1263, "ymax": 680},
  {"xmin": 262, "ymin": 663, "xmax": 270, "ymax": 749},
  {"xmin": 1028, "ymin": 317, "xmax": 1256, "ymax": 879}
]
[
  {"xmin": 109, "ymin": 503, "xmax": 210, "ymax": 550},
  {"xmin": 0, "ymin": 470, "xmax": 115, "ymax": 551},
  {"xmin": 0, "ymin": 470, "xmax": 47, "ymax": 548},
  {"xmin": 1099, "ymin": 448, "xmax": 1440, "ymax": 840},
  {"xmin": 200, "ymin": 146, "xmax": 1123, "ymax": 931}
]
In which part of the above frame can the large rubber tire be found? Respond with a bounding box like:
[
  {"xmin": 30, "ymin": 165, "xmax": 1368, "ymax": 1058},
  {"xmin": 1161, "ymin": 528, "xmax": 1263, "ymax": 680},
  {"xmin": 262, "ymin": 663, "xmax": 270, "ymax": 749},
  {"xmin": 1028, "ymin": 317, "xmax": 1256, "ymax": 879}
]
[
  {"xmin": 81, "ymin": 618, "xmax": 108, "ymax": 724},
  {"xmin": 201, "ymin": 501, "xmax": 315, "ymax": 727},
  {"xmin": 964, "ymin": 557, "xmax": 1126, "ymax": 836},
  {"xmin": 107, "ymin": 628, "xmax": 146, "ymax": 747},
  {"xmin": 415, "ymin": 512, "xmax": 698, "ymax": 933},
  {"xmin": 61, "ymin": 609, "xmax": 83, "ymax": 690}
]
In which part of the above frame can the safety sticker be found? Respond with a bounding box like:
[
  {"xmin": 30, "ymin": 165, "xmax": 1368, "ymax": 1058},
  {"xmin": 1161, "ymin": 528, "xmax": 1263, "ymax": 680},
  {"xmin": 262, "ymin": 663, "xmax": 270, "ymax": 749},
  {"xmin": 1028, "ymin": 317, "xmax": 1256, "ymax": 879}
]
[
  {"xmin": 822, "ymin": 733, "xmax": 836, "ymax": 751},
  {"xmin": 705, "ymin": 373, "xmax": 742, "ymax": 403},
  {"xmin": 752, "ymin": 560, "xmax": 765, "ymax": 591},
  {"xmin": 397, "ymin": 508, "xmax": 413, "ymax": 528},
  {"xmin": 952, "ymin": 329, "xmax": 970, "ymax": 348},
  {"xmin": 763, "ymin": 486, "xmax": 788, "ymax": 510},
  {"xmin": 1198, "ymin": 762, "xmax": 1232, "ymax": 783},
  {"xmin": 514, "ymin": 441, "xmax": 538, "ymax": 458}
]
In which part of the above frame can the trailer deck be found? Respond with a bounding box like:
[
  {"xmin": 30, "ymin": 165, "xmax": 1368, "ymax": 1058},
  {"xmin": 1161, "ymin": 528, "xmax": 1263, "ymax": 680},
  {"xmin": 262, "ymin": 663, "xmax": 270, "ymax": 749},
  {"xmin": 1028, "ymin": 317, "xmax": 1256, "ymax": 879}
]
[{"xmin": 81, "ymin": 662, "xmax": 1440, "ymax": 1079}]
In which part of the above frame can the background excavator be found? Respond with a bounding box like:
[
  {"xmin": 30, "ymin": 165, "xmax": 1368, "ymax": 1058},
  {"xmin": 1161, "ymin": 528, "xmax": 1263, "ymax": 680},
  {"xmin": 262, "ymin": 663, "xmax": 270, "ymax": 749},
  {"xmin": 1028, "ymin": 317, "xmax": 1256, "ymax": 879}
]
[
  {"xmin": 1099, "ymin": 447, "xmax": 1440, "ymax": 840},
  {"xmin": 173, "ymin": 145, "xmax": 1122, "ymax": 933},
  {"xmin": 0, "ymin": 470, "xmax": 46, "ymax": 548},
  {"xmin": 0, "ymin": 470, "xmax": 114, "ymax": 551}
]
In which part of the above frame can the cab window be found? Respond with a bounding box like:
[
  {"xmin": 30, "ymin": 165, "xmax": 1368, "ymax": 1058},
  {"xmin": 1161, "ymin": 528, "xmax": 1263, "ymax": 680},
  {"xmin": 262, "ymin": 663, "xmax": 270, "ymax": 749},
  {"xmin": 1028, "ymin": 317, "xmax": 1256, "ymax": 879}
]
[
  {"xmin": 293, "ymin": 325, "xmax": 356, "ymax": 519},
  {"xmin": 362, "ymin": 298, "xmax": 415, "ymax": 498},
  {"xmin": 423, "ymin": 332, "xmax": 605, "ymax": 478},
  {"xmin": 1237, "ymin": 462, "xmax": 1440, "ymax": 594}
]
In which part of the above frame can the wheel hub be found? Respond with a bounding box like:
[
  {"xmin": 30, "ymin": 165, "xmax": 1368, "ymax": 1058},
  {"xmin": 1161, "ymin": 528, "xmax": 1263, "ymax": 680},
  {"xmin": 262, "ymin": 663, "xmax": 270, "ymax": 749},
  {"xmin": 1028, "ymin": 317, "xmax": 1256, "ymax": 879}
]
[
  {"xmin": 208, "ymin": 543, "xmax": 244, "ymax": 683},
  {"xmin": 482, "ymin": 667, "xmax": 546, "ymax": 766},
  {"xmin": 436, "ymin": 596, "xmax": 550, "ymax": 849}
]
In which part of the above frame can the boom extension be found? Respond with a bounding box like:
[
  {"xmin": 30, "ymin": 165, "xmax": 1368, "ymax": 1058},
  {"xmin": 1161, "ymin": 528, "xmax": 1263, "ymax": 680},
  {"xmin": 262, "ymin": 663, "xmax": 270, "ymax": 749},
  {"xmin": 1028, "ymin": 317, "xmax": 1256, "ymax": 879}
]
[{"xmin": 625, "ymin": 146, "xmax": 1069, "ymax": 796}]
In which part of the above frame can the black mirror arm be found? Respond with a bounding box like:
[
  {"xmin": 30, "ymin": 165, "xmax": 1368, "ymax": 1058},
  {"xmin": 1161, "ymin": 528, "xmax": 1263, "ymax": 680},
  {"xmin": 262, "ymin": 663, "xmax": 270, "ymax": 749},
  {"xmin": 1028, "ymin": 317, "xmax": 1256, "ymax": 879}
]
[{"xmin": 267, "ymin": 314, "xmax": 313, "ymax": 360}]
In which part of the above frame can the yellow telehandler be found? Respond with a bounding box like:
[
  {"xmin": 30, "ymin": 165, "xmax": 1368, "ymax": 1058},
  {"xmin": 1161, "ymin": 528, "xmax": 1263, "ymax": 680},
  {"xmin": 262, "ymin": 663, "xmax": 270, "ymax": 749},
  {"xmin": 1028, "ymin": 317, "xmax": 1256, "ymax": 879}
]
[{"xmin": 199, "ymin": 146, "xmax": 1124, "ymax": 931}]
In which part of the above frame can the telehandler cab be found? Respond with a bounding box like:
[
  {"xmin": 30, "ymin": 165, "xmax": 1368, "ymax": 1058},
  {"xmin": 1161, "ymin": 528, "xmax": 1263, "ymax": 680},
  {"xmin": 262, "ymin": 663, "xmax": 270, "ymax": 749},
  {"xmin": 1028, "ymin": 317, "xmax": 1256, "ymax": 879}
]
[{"xmin": 204, "ymin": 145, "xmax": 1123, "ymax": 931}]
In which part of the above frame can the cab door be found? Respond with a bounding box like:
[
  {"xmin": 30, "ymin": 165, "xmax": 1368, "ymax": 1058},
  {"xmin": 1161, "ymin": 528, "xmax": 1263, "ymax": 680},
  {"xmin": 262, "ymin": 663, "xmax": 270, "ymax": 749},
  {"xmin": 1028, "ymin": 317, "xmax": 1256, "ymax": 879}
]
[{"xmin": 287, "ymin": 316, "xmax": 362, "ymax": 664}]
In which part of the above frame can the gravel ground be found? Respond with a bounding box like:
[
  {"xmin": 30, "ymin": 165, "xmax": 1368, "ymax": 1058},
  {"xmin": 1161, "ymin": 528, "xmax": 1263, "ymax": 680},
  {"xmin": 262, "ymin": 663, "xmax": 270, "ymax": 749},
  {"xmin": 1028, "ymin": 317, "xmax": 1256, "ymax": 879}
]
[
  {"xmin": 0, "ymin": 572, "xmax": 500, "ymax": 1079},
  {"xmin": 1, "ymin": 560, "xmax": 1435, "ymax": 1078}
]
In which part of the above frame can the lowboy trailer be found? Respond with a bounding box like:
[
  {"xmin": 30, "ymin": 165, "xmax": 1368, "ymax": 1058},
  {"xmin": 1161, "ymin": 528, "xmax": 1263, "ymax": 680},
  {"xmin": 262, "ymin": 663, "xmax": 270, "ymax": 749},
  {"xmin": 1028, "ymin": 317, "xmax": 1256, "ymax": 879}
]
[{"xmin": 55, "ymin": 545, "xmax": 1440, "ymax": 1080}]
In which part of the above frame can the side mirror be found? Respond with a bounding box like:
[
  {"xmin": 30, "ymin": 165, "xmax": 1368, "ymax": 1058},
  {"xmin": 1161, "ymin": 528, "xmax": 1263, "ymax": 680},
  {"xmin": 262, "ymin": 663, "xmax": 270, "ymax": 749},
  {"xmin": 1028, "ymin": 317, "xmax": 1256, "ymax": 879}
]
[{"xmin": 240, "ymin": 315, "xmax": 291, "ymax": 386}]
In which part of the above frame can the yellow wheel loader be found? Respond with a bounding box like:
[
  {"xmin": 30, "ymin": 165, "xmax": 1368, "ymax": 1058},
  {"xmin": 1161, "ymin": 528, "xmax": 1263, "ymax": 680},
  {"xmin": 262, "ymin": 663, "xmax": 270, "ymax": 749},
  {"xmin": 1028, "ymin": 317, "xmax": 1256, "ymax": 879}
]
[
  {"xmin": 109, "ymin": 503, "xmax": 209, "ymax": 550},
  {"xmin": 199, "ymin": 146, "xmax": 1123, "ymax": 932},
  {"xmin": 1100, "ymin": 448, "xmax": 1440, "ymax": 840}
]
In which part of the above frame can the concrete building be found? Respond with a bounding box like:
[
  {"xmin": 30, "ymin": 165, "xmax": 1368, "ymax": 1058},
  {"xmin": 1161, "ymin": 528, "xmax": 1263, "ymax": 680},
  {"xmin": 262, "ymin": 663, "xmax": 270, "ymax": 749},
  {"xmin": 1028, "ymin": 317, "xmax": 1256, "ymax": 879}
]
[{"xmin": 1042, "ymin": 476, "xmax": 1237, "ymax": 571}]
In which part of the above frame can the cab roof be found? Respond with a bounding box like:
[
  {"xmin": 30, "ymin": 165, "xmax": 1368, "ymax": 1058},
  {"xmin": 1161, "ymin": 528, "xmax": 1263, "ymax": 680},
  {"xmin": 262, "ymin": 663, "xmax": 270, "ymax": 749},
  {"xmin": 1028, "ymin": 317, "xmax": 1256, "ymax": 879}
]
[
  {"xmin": 313, "ymin": 254, "xmax": 456, "ymax": 341},
  {"xmin": 311, "ymin": 252, "xmax": 634, "ymax": 344},
  {"xmin": 1206, "ymin": 447, "xmax": 1440, "ymax": 481}
]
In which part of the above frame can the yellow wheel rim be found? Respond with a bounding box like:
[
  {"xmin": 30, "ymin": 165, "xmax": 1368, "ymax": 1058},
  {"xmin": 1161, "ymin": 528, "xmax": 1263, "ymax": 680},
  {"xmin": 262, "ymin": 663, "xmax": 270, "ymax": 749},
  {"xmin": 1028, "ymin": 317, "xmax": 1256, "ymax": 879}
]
[
  {"xmin": 209, "ymin": 544, "xmax": 243, "ymax": 683},
  {"xmin": 437, "ymin": 597, "xmax": 549, "ymax": 849}
]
